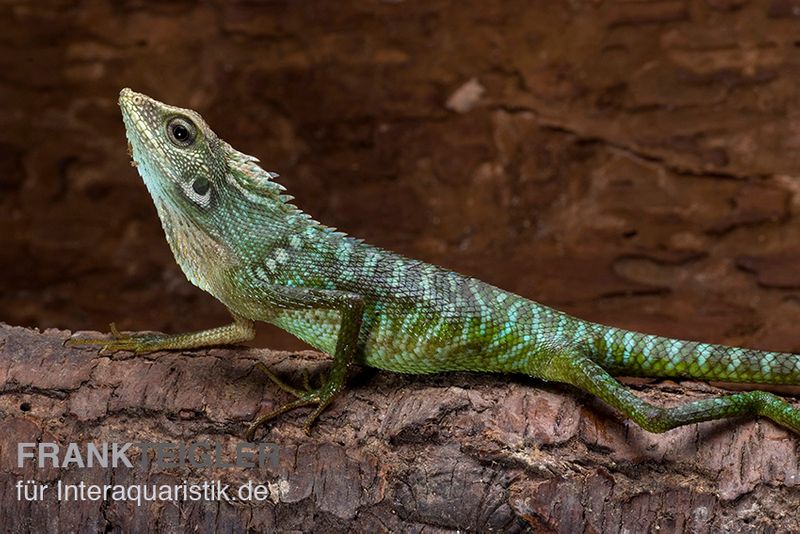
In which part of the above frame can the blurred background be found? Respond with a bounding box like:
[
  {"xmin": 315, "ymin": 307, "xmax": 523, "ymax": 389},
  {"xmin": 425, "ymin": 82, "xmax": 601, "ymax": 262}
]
[{"xmin": 2, "ymin": 1, "xmax": 800, "ymax": 352}]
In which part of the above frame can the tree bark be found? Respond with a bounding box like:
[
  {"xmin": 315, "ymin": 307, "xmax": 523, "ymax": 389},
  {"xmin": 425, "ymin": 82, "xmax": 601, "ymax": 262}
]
[{"xmin": 1, "ymin": 323, "xmax": 798, "ymax": 533}]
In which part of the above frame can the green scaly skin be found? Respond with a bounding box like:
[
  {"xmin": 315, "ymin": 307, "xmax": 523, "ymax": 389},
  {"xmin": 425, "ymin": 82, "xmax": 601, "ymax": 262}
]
[{"xmin": 67, "ymin": 89, "xmax": 800, "ymax": 439}]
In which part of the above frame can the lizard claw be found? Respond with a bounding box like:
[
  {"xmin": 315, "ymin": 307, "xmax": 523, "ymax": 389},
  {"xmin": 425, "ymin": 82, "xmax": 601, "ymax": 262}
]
[
  {"xmin": 247, "ymin": 364, "xmax": 341, "ymax": 439},
  {"xmin": 245, "ymin": 397, "xmax": 318, "ymax": 441},
  {"xmin": 252, "ymin": 361, "xmax": 318, "ymax": 397},
  {"xmin": 245, "ymin": 389, "xmax": 337, "ymax": 440},
  {"xmin": 65, "ymin": 323, "xmax": 166, "ymax": 354}
]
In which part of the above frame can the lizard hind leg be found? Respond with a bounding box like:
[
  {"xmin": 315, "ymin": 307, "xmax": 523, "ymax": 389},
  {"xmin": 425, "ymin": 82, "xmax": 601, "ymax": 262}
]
[
  {"xmin": 243, "ymin": 287, "xmax": 365, "ymax": 440},
  {"xmin": 245, "ymin": 362, "xmax": 340, "ymax": 440},
  {"xmin": 541, "ymin": 351, "xmax": 800, "ymax": 435}
]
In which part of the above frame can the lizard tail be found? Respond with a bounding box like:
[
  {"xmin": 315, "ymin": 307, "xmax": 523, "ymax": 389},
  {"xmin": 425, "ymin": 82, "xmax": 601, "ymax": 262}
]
[{"xmin": 586, "ymin": 325, "xmax": 800, "ymax": 385}]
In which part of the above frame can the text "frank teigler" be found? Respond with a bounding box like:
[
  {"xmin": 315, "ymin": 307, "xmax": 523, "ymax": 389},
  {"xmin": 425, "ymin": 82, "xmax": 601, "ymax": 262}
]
[{"xmin": 17, "ymin": 441, "xmax": 280, "ymax": 469}]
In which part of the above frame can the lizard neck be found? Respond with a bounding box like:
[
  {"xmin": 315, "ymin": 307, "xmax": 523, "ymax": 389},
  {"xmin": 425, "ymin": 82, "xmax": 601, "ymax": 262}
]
[{"xmin": 153, "ymin": 197, "xmax": 235, "ymax": 294}]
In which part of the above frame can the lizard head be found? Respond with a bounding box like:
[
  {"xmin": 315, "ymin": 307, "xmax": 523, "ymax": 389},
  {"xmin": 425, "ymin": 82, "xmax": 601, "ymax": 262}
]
[
  {"xmin": 117, "ymin": 89, "xmax": 297, "ymax": 289},
  {"xmin": 119, "ymin": 88, "xmax": 289, "ymax": 217},
  {"xmin": 118, "ymin": 88, "xmax": 228, "ymax": 211}
]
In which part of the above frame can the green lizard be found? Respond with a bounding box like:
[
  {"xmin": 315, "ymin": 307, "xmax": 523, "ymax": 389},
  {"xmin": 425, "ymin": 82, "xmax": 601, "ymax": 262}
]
[{"xmin": 68, "ymin": 89, "xmax": 800, "ymax": 440}]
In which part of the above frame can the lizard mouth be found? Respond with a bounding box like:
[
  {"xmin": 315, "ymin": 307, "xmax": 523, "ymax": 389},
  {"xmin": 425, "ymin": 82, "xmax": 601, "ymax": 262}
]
[{"xmin": 127, "ymin": 141, "xmax": 137, "ymax": 168}]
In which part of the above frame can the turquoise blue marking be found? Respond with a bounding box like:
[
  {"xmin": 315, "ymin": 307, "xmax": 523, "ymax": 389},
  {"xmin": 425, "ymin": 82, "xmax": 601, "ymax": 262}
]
[
  {"xmin": 760, "ymin": 354, "xmax": 772, "ymax": 376},
  {"xmin": 667, "ymin": 340, "xmax": 684, "ymax": 362},
  {"xmin": 621, "ymin": 331, "xmax": 635, "ymax": 365},
  {"xmin": 363, "ymin": 251, "xmax": 379, "ymax": 274},
  {"xmin": 696, "ymin": 343, "xmax": 711, "ymax": 369},
  {"xmin": 554, "ymin": 314, "xmax": 565, "ymax": 340},
  {"xmin": 389, "ymin": 261, "xmax": 406, "ymax": 288},
  {"xmin": 470, "ymin": 283, "xmax": 487, "ymax": 308},
  {"xmin": 508, "ymin": 300, "xmax": 524, "ymax": 322},
  {"xmin": 603, "ymin": 329, "xmax": 617, "ymax": 359},
  {"xmin": 572, "ymin": 321, "xmax": 586, "ymax": 343}
]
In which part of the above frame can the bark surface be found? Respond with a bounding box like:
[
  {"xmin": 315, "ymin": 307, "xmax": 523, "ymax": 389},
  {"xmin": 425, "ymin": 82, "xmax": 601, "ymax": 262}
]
[
  {"xmin": 3, "ymin": 2, "xmax": 800, "ymax": 531},
  {"xmin": 1, "ymin": 324, "xmax": 798, "ymax": 532}
]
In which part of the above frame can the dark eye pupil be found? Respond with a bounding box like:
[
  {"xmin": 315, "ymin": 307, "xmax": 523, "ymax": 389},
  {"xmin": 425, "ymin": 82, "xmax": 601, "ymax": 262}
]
[
  {"xmin": 192, "ymin": 178, "xmax": 210, "ymax": 196},
  {"xmin": 173, "ymin": 124, "xmax": 189, "ymax": 141},
  {"xmin": 167, "ymin": 117, "xmax": 196, "ymax": 146}
]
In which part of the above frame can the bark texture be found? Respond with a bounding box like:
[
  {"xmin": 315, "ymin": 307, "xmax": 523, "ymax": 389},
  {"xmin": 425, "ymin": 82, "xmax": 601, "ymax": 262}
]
[
  {"xmin": 0, "ymin": 324, "xmax": 798, "ymax": 532},
  {"xmin": 3, "ymin": 1, "xmax": 800, "ymax": 532}
]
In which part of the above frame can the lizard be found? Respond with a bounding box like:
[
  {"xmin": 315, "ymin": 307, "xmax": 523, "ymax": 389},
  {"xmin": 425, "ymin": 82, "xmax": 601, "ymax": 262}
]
[{"xmin": 68, "ymin": 88, "xmax": 800, "ymax": 440}]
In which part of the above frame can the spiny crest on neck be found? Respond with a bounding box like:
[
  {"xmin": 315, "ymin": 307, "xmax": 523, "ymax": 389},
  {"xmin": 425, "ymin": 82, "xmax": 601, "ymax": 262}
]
[
  {"xmin": 225, "ymin": 142, "xmax": 291, "ymax": 203},
  {"xmin": 223, "ymin": 142, "xmax": 351, "ymax": 239}
]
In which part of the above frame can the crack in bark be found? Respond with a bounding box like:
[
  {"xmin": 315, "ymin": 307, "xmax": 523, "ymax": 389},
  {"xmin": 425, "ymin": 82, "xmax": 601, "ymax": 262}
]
[{"xmin": 492, "ymin": 104, "xmax": 771, "ymax": 182}]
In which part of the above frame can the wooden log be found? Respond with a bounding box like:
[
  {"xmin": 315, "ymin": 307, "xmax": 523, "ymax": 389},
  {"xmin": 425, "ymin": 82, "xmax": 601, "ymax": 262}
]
[{"xmin": 1, "ymin": 323, "xmax": 797, "ymax": 532}]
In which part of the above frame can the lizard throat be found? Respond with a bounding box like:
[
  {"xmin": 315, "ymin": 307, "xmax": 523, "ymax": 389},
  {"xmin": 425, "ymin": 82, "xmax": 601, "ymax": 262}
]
[{"xmin": 154, "ymin": 198, "xmax": 233, "ymax": 294}]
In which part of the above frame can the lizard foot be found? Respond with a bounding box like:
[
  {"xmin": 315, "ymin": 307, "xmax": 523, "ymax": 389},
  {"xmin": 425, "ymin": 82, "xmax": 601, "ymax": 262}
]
[
  {"xmin": 65, "ymin": 323, "xmax": 168, "ymax": 354},
  {"xmin": 246, "ymin": 362, "xmax": 339, "ymax": 439}
]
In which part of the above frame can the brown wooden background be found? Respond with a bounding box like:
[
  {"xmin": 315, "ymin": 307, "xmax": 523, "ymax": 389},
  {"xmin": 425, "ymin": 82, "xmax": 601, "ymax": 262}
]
[
  {"xmin": 1, "ymin": 1, "xmax": 800, "ymax": 532},
  {"xmin": 4, "ymin": 1, "xmax": 800, "ymax": 354}
]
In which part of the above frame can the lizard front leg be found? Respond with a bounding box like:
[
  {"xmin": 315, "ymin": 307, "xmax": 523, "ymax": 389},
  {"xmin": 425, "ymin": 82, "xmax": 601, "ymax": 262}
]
[
  {"xmin": 66, "ymin": 311, "xmax": 255, "ymax": 353},
  {"xmin": 244, "ymin": 284, "xmax": 365, "ymax": 439}
]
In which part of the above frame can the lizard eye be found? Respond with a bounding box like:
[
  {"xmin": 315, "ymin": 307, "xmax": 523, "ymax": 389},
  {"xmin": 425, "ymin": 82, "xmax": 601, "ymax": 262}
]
[
  {"xmin": 167, "ymin": 117, "xmax": 196, "ymax": 147},
  {"xmin": 192, "ymin": 177, "xmax": 210, "ymax": 196}
]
